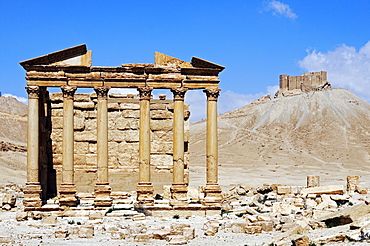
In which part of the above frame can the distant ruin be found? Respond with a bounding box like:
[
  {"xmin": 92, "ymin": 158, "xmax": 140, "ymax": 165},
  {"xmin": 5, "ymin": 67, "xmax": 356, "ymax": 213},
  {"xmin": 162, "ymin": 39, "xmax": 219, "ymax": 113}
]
[{"xmin": 279, "ymin": 71, "xmax": 331, "ymax": 92}]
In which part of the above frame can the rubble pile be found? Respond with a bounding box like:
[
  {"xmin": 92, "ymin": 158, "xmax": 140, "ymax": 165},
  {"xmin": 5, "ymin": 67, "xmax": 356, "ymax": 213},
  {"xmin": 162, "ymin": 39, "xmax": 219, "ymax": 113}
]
[{"xmin": 1, "ymin": 178, "xmax": 370, "ymax": 245}]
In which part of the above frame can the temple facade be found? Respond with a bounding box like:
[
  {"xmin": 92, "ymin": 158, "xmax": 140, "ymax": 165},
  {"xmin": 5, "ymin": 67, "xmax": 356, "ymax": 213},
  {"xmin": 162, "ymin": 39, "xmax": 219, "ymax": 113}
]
[{"xmin": 20, "ymin": 44, "xmax": 225, "ymax": 213}]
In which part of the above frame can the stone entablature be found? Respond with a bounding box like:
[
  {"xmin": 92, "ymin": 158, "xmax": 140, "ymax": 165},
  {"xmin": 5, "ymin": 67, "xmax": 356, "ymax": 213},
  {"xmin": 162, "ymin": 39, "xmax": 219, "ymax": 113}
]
[
  {"xmin": 279, "ymin": 71, "xmax": 331, "ymax": 92},
  {"xmin": 50, "ymin": 92, "xmax": 190, "ymax": 184}
]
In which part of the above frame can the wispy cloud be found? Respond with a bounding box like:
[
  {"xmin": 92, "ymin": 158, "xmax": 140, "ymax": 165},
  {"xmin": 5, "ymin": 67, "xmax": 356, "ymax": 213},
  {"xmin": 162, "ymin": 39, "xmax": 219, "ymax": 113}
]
[
  {"xmin": 264, "ymin": 0, "xmax": 298, "ymax": 19},
  {"xmin": 299, "ymin": 41, "xmax": 370, "ymax": 102}
]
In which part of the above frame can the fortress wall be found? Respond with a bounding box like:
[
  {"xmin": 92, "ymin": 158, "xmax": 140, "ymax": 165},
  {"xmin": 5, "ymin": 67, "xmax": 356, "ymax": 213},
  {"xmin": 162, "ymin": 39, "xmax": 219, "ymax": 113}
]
[{"xmin": 280, "ymin": 71, "xmax": 328, "ymax": 91}]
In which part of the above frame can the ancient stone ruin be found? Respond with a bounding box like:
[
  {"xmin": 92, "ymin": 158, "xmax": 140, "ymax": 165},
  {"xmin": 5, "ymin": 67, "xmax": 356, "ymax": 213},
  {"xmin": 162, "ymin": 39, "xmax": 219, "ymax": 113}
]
[
  {"xmin": 279, "ymin": 71, "xmax": 331, "ymax": 92},
  {"xmin": 20, "ymin": 44, "xmax": 225, "ymax": 214}
]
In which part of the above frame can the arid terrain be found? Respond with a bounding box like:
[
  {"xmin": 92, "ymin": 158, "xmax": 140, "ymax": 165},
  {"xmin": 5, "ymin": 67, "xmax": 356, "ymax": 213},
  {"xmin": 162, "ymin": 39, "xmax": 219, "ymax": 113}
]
[{"xmin": 190, "ymin": 88, "xmax": 370, "ymax": 189}]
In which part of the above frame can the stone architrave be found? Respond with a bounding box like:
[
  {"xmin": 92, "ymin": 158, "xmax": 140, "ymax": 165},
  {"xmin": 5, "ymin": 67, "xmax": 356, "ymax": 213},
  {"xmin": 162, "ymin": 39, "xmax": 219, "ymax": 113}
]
[
  {"xmin": 59, "ymin": 85, "xmax": 78, "ymax": 207},
  {"xmin": 93, "ymin": 86, "xmax": 112, "ymax": 207},
  {"xmin": 202, "ymin": 88, "xmax": 222, "ymax": 206},
  {"xmin": 136, "ymin": 86, "xmax": 154, "ymax": 205},
  {"xmin": 170, "ymin": 87, "xmax": 188, "ymax": 206},
  {"xmin": 23, "ymin": 86, "xmax": 42, "ymax": 210}
]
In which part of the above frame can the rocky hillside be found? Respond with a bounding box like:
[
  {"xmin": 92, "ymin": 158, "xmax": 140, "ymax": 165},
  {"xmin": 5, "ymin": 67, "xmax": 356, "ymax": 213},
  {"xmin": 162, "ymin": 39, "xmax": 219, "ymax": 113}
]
[
  {"xmin": 0, "ymin": 96, "xmax": 27, "ymax": 185},
  {"xmin": 190, "ymin": 88, "xmax": 370, "ymax": 188}
]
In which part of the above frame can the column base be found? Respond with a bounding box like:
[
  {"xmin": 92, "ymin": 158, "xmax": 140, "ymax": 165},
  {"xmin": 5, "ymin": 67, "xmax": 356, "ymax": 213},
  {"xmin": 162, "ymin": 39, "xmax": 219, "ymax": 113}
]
[
  {"xmin": 23, "ymin": 183, "xmax": 42, "ymax": 211},
  {"xmin": 94, "ymin": 183, "xmax": 112, "ymax": 207},
  {"xmin": 170, "ymin": 184, "xmax": 188, "ymax": 206},
  {"xmin": 59, "ymin": 183, "xmax": 77, "ymax": 207},
  {"xmin": 202, "ymin": 184, "xmax": 222, "ymax": 207},
  {"xmin": 136, "ymin": 183, "xmax": 154, "ymax": 206}
]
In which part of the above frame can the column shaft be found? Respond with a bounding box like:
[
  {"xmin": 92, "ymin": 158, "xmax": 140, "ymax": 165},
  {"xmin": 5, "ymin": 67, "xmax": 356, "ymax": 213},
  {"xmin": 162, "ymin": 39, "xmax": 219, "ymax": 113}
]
[
  {"xmin": 94, "ymin": 86, "xmax": 112, "ymax": 207},
  {"xmin": 136, "ymin": 86, "xmax": 154, "ymax": 206},
  {"xmin": 170, "ymin": 87, "xmax": 188, "ymax": 206},
  {"xmin": 23, "ymin": 86, "xmax": 42, "ymax": 210},
  {"xmin": 203, "ymin": 88, "xmax": 222, "ymax": 207},
  {"xmin": 59, "ymin": 85, "xmax": 77, "ymax": 207}
]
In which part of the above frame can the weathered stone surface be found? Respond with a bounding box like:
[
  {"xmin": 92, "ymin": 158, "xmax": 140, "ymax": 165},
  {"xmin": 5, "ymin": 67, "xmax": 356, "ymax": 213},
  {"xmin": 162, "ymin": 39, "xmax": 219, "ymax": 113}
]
[{"xmin": 301, "ymin": 185, "xmax": 345, "ymax": 195}]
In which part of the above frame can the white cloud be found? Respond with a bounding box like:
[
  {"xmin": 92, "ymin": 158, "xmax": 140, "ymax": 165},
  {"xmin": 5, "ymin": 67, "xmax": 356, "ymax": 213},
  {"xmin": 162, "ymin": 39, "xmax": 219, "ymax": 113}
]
[
  {"xmin": 264, "ymin": 0, "xmax": 298, "ymax": 19},
  {"xmin": 1, "ymin": 93, "xmax": 27, "ymax": 104},
  {"xmin": 299, "ymin": 41, "xmax": 370, "ymax": 101}
]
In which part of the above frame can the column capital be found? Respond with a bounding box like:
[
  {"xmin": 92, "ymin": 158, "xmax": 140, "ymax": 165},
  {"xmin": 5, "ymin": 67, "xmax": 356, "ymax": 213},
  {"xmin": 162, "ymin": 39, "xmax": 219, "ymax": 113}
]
[
  {"xmin": 171, "ymin": 87, "xmax": 188, "ymax": 101},
  {"xmin": 138, "ymin": 86, "xmax": 153, "ymax": 100},
  {"xmin": 25, "ymin": 86, "xmax": 40, "ymax": 99},
  {"xmin": 61, "ymin": 86, "xmax": 77, "ymax": 99},
  {"xmin": 203, "ymin": 88, "xmax": 221, "ymax": 101},
  {"xmin": 94, "ymin": 86, "xmax": 110, "ymax": 100}
]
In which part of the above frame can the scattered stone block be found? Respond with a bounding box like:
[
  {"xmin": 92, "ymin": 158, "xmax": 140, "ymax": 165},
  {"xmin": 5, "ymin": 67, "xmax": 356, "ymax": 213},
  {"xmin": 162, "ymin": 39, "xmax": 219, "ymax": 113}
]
[
  {"xmin": 291, "ymin": 235, "xmax": 309, "ymax": 246},
  {"xmin": 301, "ymin": 185, "xmax": 345, "ymax": 196}
]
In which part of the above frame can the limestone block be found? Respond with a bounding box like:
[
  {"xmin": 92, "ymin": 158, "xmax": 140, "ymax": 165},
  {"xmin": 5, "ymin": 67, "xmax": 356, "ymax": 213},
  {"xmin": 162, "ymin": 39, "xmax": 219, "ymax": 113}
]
[
  {"xmin": 244, "ymin": 225, "xmax": 262, "ymax": 234},
  {"xmin": 75, "ymin": 142, "xmax": 89, "ymax": 154},
  {"xmin": 108, "ymin": 142, "xmax": 119, "ymax": 155},
  {"xmin": 182, "ymin": 227, "xmax": 195, "ymax": 240},
  {"xmin": 166, "ymin": 235, "xmax": 187, "ymax": 245},
  {"xmin": 52, "ymin": 141, "xmax": 62, "ymax": 154},
  {"xmin": 150, "ymin": 103, "xmax": 167, "ymax": 110},
  {"xmin": 51, "ymin": 117, "xmax": 63, "ymax": 129},
  {"xmin": 108, "ymin": 130, "xmax": 126, "ymax": 142},
  {"xmin": 291, "ymin": 235, "xmax": 309, "ymax": 246},
  {"xmin": 307, "ymin": 175, "xmax": 320, "ymax": 188},
  {"xmin": 74, "ymin": 117, "xmax": 85, "ymax": 130},
  {"xmin": 125, "ymin": 130, "xmax": 139, "ymax": 142},
  {"xmin": 74, "ymin": 109, "xmax": 84, "ymax": 118},
  {"xmin": 108, "ymin": 103, "xmax": 120, "ymax": 110},
  {"xmin": 51, "ymin": 103, "xmax": 63, "ymax": 109},
  {"xmin": 153, "ymin": 229, "xmax": 171, "ymax": 240},
  {"xmin": 272, "ymin": 203, "xmax": 295, "ymax": 216},
  {"xmin": 321, "ymin": 194, "xmax": 338, "ymax": 208},
  {"xmin": 203, "ymin": 220, "xmax": 219, "ymax": 236},
  {"xmin": 231, "ymin": 222, "xmax": 247, "ymax": 233},
  {"xmin": 150, "ymin": 110, "xmax": 173, "ymax": 119},
  {"xmin": 52, "ymin": 109, "xmax": 63, "ymax": 117},
  {"xmin": 74, "ymin": 94, "xmax": 91, "ymax": 102},
  {"xmin": 118, "ymin": 142, "xmax": 139, "ymax": 153},
  {"xmin": 89, "ymin": 143, "xmax": 97, "ymax": 153},
  {"xmin": 356, "ymin": 185, "xmax": 367, "ymax": 194},
  {"xmin": 301, "ymin": 185, "xmax": 345, "ymax": 196},
  {"xmin": 108, "ymin": 118, "xmax": 116, "ymax": 130},
  {"xmin": 74, "ymin": 102, "xmax": 95, "ymax": 109},
  {"xmin": 108, "ymin": 111, "xmax": 121, "ymax": 119},
  {"xmin": 120, "ymin": 103, "xmax": 140, "ymax": 110},
  {"xmin": 151, "ymin": 119, "xmax": 173, "ymax": 131},
  {"xmin": 75, "ymin": 154, "xmax": 87, "ymax": 166},
  {"xmin": 51, "ymin": 129, "xmax": 63, "ymax": 141},
  {"xmin": 121, "ymin": 110, "xmax": 140, "ymax": 118},
  {"xmin": 75, "ymin": 131, "xmax": 97, "ymax": 142},
  {"xmin": 53, "ymin": 154, "xmax": 62, "ymax": 165},
  {"xmin": 315, "ymin": 234, "xmax": 346, "ymax": 244},
  {"xmin": 350, "ymin": 213, "xmax": 370, "ymax": 229},
  {"xmin": 86, "ymin": 154, "xmax": 97, "ymax": 165},
  {"xmin": 87, "ymin": 110, "xmax": 97, "ymax": 118},
  {"xmin": 347, "ymin": 176, "xmax": 360, "ymax": 192},
  {"xmin": 85, "ymin": 119, "xmax": 97, "ymax": 131},
  {"xmin": 150, "ymin": 154, "xmax": 172, "ymax": 167},
  {"xmin": 277, "ymin": 186, "xmax": 292, "ymax": 195},
  {"xmin": 152, "ymin": 131, "xmax": 173, "ymax": 141},
  {"xmin": 77, "ymin": 226, "xmax": 94, "ymax": 238},
  {"xmin": 151, "ymin": 141, "xmax": 173, "ymax": 154}
]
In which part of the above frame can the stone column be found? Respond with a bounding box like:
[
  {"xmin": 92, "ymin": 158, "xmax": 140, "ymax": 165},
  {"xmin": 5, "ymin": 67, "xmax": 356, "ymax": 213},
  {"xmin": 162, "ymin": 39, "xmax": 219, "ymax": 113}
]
[
  {"xmin": 136, "ymin": 86, "xmax": 154, "ymax": 206},
  {"xmin": 59, "ymin": 85, "xmax": 78, "ymax": 207},
  {"xmin": 94, "ymin": 86, "xmax": 112, "ymax": 207},
  {"xmin": 170, "ymin": 87, "xmax": 188, "ymax": 206},
  {"xmin": 202, "ymin": 88, "xmax": 222, "ymax": 206},
  {"xmin": 23, "ymin": 86, "xmax": 42, "ymax": 210},
  {"xmin": 307, "ymin": 175, "xmax": 320, "ymax": 188},
  {"xmin": 347, "ymin": 176, "xmax": 359, "ymax": 192}
]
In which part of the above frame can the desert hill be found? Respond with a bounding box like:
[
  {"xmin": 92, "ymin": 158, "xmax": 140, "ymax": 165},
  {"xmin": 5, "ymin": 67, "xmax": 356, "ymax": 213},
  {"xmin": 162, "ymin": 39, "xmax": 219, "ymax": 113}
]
[
  {"xmin": 189, "ymin": 88, "xmax": 370, "ymax": 189},
  {"xmin": 0, "ymin": 96, "xmax": 27, "ymax": 185}
]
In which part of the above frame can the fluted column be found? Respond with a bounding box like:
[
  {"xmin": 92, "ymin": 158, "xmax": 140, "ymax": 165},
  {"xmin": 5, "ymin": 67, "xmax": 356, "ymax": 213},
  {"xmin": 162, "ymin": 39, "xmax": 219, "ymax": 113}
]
[
  {"xmin": 202, "ymin": 88, "xmax": 222, "ymax": 206},
  {"xmin": 59, "ymin": 85, "xmax": 77, "ymax": 207},
  {"xmin": 94, "ymin": 86, "xmax": 112, "ymax": 207},
  {"xmin": 136, "ymin": 86, "xmax": 154, "ymax": 205},
  {"xmin": 170, "ymin": 87, "xmax": 188, "ymax": 206},
  {"xmin": 23, "ymin": 86, "xmax": 42, "ymax": 210}
]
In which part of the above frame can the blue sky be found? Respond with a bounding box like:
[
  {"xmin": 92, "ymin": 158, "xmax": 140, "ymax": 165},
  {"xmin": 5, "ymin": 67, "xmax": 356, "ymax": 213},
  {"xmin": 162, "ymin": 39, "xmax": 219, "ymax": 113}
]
[{"xmin": 1, "ymin": 1, "xmax": 370, "ymax": 121}]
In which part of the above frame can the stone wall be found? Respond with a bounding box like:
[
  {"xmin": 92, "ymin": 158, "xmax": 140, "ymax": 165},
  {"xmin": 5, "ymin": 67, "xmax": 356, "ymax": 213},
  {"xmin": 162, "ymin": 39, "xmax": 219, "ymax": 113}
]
[
  {"xmin": 49, "ymin": 93, "xmax": 190, "ymax": 193},
  {"xmin": 279, "ymin": 71, "xmax": 329, "ymax": 91}
]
